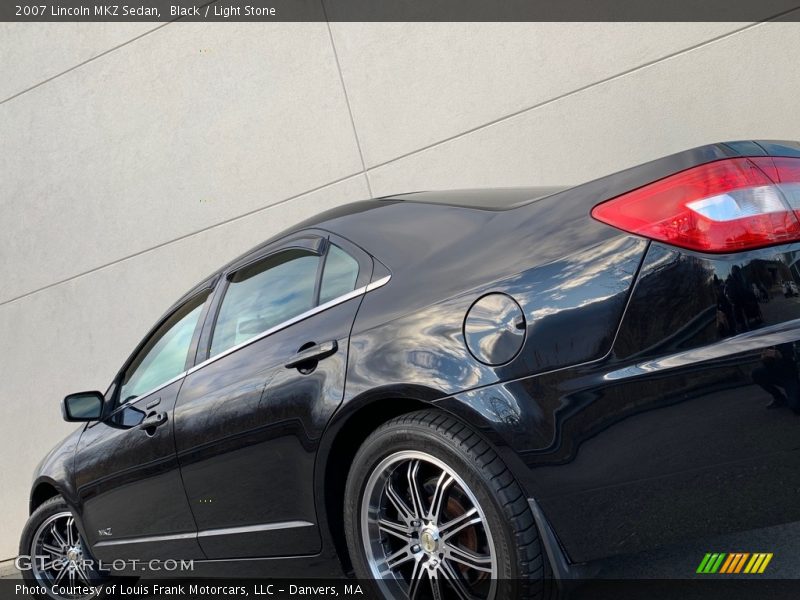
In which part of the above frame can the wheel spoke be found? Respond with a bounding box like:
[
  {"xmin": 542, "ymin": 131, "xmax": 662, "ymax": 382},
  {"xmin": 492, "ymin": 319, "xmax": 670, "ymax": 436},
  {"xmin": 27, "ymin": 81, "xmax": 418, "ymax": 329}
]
[
  {"xmin": 363, "ymin": 452, "xmax": 498, "ymax": 600},
  {"xmin": 444, "ymin": 543, "xmax": 493, "ymax": 573},
  {"xmin": 407, "ymin": 460, "xmax": 426, "ymax": 519},
  {"xmin": 439, "ymin": 559, "xmax": 481, "ymax": 600},
  {"xmin": 385, "ymin": 478, "xmax": 415, "ymax": 523},
  {"xmin": 430, "ymin": 570, "xmax": 444, "ymax": 600},
  {"xmin": 74, "ymin": 562, "xmax": 92, "ymax": 586},
  {"xmin": 53, "ymin": 564, "xmax": 68, "ymax": 584},
  {"xmin": 50, "ymin": 523, "xmax": 68, "ymax": 549},
  {"xmin": 42, "ymin": 558, "xmax": 64, "ymax": 572},
  {"xmin": 384, "ymin": 546, "xmax": 414, "ymax": 571},
  {"xmin": 65, "ymin": 517, "xmax": 75, "ymax": 546},
  {"xmin": 41, "ymin": 543, "xmax": 63, "ymax": 556},
  {"xmin": 407, "ymin": 558, "xmax": 426, "ymax": 600},
  {"xmin": 378, "ymin": 518, "xmax": 413, "ymax": 542},
  {"xmin": 440, "ymin": 506, "xmax": 480, "ymax": 539},
  {"xmin": 428, "ymin": 471, "xmax": 454, "ymax": 522}
]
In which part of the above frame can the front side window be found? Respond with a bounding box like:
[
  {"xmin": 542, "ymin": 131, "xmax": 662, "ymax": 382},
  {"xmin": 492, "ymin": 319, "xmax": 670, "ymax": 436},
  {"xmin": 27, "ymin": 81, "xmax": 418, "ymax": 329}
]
[
  {"xmin": 210, "ymin": 249, "xmax": 320, "ymax": 358},
  {"xmin": 119, "ymin": 293, "xmax": 208, "ymax": 404}
]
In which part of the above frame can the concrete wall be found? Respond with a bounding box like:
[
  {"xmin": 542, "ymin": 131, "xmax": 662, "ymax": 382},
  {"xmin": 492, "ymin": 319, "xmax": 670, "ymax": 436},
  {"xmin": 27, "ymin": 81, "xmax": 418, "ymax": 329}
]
[{"xmin": 2, "ymin": 18, "xmax": 800, "ymax": 560}]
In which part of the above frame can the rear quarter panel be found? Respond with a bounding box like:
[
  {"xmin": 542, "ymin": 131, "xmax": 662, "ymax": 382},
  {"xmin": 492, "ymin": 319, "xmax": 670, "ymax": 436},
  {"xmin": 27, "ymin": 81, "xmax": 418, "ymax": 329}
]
[
  {"xmin": 344, "ymin": 234, "xmax": 647, "ymax": 403},
  {"xmin": 444, "ymin": 242, "xmax": 800, "ymax": 563}
]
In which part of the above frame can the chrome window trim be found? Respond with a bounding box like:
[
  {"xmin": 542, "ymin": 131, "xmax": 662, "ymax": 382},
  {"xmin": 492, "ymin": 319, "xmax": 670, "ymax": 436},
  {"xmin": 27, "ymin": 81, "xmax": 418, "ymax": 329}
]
[
  {"xmin": 365, "ymin": 275, "xmax": 391, "ymax": 292},
  {"xmin": 117, "ymin": 274, "xmax": 391, "ymax": 404},
  {"xmin": 189, "ymin": 274, "xmax": 391, "ymax": 374}
]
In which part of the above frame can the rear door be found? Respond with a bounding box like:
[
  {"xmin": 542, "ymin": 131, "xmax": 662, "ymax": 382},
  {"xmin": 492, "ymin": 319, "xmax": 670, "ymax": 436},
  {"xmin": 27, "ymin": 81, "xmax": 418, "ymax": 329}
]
[{"xmin": 174, "ymin": 232, "xmax": 372, "ymax": 558}]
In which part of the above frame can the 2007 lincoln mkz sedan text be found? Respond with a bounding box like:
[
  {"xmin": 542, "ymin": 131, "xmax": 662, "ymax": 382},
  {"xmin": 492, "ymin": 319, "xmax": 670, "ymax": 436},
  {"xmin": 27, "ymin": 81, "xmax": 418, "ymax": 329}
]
[{"xmin": 21, "ymin": 141, "xmax": 800, "ymax": 600}]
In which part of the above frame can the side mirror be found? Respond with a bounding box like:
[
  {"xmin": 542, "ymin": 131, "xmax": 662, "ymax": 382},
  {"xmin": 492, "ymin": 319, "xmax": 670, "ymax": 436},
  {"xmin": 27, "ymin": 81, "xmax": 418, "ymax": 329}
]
[{"xmin": 62, "ymin": 391, "xmax": 104, "ymax": 422}]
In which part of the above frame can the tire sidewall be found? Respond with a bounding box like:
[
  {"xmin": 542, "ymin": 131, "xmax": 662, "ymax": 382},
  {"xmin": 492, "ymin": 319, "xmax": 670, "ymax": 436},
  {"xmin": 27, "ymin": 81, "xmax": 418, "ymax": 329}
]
[
  {"xmin": 344, "ymin": 418, "xmax": 523, "ymax": 597},
  {"xmin": 19, "ymin": 497, "xmax": 104, "ymax": 600}
]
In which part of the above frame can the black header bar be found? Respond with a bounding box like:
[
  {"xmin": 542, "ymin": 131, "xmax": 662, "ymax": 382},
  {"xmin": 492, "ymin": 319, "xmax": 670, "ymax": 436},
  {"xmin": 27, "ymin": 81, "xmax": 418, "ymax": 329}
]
[{"xmin": 2, "ymin": 0, "xmax": 800, "ymax": 22}]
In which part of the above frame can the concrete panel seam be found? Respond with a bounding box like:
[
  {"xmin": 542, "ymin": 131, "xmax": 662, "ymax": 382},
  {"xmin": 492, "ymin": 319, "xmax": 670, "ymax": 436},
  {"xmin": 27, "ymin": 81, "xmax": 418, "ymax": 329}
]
[
  {"xmin": 0, "ymin": 171, "xmax": 367, "ymax": 308},
  {"xmin": 322, "ymin": 1, "xmax": 373, "ymax": 197},
  {"xmin": 4, "ymin": 11, "xmax": 795, "ymax": 304},
  {"xmin": 360, "ymin": 15, "xmax": 785, "ymax": 172},
  {"xmin": 0, "ymin": 23, "xmax": 170, "ymax": 105}
]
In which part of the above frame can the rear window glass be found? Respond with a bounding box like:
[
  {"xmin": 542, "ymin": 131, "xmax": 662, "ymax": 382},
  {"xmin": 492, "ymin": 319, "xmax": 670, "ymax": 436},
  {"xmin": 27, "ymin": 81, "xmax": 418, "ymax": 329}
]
[{"xmin": 319, "ymin": 244, "xmax": 360, "ymax": 304}]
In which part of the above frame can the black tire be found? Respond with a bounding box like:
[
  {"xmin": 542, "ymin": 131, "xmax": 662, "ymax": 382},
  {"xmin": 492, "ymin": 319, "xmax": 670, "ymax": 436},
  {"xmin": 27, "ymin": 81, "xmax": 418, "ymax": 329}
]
[
  {"xmin": 344, "ymin": 409, "xmax": 551, "ymax": 600},
  {"xmin": 19, "ymin": 496, "xmax": 108, "ymax": 600}
]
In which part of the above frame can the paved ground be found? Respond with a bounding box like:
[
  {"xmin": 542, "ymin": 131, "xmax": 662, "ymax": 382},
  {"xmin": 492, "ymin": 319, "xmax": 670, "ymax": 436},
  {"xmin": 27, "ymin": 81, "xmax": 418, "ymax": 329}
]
[{"xmin": 0, "ymin": 560, "xmax": 18, "ymax": 579}]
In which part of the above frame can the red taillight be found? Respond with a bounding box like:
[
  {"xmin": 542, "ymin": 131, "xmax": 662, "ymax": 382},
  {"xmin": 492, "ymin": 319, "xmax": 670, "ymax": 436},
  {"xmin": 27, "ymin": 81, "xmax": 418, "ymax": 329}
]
[{"xmin": 591, "ymin": 157, "xmax": 800, "ymax": 253}]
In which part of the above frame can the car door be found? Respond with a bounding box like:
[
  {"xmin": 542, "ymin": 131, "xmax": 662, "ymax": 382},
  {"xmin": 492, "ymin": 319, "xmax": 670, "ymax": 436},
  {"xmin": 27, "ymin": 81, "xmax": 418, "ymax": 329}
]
[
  {"xmin": 174, "ymin": 232, "xmax": 372, "ymax": 559},
  {"xmin": 74, "ymin": 289, "xmax": 212, "ymax": 562}
]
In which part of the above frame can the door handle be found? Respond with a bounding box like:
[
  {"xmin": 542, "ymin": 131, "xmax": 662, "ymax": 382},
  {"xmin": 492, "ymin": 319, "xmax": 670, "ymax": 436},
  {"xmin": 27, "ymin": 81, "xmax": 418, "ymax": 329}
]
[
  {"xmin": 285, "ymin": 340, "xmax": 338, "ymax": 369},
  {"xmin": 138, "ymin": 412, "xmax": 168, "ymax": 431}
]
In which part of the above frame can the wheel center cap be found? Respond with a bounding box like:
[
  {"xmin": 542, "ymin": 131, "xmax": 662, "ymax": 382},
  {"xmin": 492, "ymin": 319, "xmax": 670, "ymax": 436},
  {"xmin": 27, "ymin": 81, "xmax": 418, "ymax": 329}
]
[
  {"xmin": 66, "ymin": 547, "xmax": 81, "ymax": 562},
  {"xmin": 419, "ymin": 528, "xmax": 439, "ymax": 553}
]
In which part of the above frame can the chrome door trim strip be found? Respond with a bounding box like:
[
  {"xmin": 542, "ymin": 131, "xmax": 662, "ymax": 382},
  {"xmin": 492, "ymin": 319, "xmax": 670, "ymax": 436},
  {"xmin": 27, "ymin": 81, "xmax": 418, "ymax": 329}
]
[
  {"xmin": 93, "ymin": 520, "xmax": 315, "ymax": 548},
  {"xmin": 197, "ymin": 520, "xmax": 315, "ymax": 538},
  {"xmin": 94, "ymin": 531, "xmax": 197, "ymax": 547}
]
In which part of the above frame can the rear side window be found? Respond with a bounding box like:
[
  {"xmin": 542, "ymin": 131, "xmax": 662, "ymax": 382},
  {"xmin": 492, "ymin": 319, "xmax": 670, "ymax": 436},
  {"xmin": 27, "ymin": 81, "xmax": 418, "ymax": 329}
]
[
  {"xmin": 319, "ymin": 244, "xmax": 360, "ymax": 304},
  {"xmin": 210, "ymin": 249, "xmax": 320, "ymax": 357}
]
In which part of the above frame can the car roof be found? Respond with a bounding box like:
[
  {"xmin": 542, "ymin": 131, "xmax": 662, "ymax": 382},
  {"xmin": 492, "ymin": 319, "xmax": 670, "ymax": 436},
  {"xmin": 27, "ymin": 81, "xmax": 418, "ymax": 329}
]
[
  {"xmin": 380, "ymin": 187, "xmax": 568, "ymax": 210},
  {"xmin": 203, "ymin": 185, "xmax": 576, "ymax": 291},
  {"xmin": 162, "ymin": 140, "xmax": 800, "ymax": 318}
]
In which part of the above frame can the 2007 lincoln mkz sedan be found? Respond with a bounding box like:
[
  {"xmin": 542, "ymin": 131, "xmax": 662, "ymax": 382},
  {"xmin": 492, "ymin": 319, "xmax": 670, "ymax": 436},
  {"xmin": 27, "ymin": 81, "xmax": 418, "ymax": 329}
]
[{"xmin": 22, "ymin": 141, "xmax": 800, "ymax": 599}]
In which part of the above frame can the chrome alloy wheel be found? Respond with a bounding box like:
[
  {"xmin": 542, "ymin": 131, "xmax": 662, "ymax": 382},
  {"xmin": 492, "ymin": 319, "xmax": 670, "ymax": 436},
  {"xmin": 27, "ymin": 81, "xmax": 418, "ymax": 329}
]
[
  {"xmin": 361, "ymin": 451, "xmax": 498, "ymax": 600},
  {"xmin": 31, "ymin": 511, "xmax": 98, "ymax": 599}
]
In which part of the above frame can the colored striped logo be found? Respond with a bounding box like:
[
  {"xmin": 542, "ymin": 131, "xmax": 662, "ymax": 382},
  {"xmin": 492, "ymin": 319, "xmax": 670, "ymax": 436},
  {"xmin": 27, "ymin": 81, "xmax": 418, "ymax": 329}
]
[{"xmin": 696, "ymin": 552, "xmax": 773, "ymax": 574}]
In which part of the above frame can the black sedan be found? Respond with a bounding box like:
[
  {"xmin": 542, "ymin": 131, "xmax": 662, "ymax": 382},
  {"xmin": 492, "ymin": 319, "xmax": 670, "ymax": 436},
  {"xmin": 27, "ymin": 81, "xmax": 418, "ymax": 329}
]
[{"xmin": 20, "ymin": 140, "xmax": 800, "ymax": 600}]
